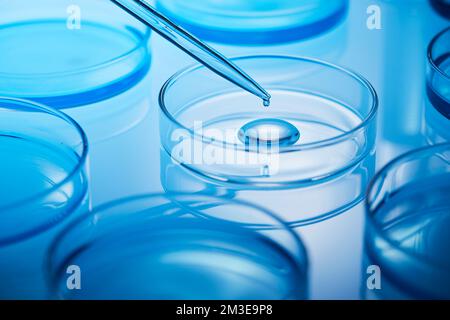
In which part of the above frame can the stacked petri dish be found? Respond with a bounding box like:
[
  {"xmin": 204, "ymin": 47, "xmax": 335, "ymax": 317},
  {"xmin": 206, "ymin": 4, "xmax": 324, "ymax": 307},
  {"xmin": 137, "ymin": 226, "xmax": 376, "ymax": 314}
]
[
  {"xmin": 0, "ymin": 0, "xmax": 155, "ymax": 204},
  {"xmin": 364, "ymin": 143, "xmax": 450, "ymax": 299},
  {"xmin": 0, "ymin": 97, "xmax": 89, "ymax": 299},
  {"xmin": 159, "ymin": 55, "xmax": 378, "ymax": 299},
  {"xmin": 47, "ymin": 194, "xmax": 309, "ymax": 299}
]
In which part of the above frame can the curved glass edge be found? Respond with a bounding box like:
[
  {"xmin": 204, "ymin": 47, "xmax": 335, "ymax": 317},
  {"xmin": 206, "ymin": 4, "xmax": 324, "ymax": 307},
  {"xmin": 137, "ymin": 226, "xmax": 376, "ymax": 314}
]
[
  {"xmin": 427, "ymin": 26, "xmax": 450, "ymax": 119},
  {"xmin": 159, "ymin": 55, "xmax": 378, "ymax": 153},
  {"xmin": 45, "ymin": 193, "xmax": 309, "ymax": 299},
  {"xmin": 365, "ymin": 143, "xmax": 450, "ymax": 276},
  {"xmin": 157, "ymin": 1, "xmax": 348, "ymax": 45},
  {"xmin": 0, "ymin": 2, "xmax": 152, "ymax": 108},
  {"xmin": 0, "ymin": 97, "xmax": 90, "ymax": 245},
  {"xmin": 29, "ymin": 50, "xmax": 151, "ymax": 109},
  {"xmin": 366, "ymin": 143, "xmax": 450, "ymax": 212}
]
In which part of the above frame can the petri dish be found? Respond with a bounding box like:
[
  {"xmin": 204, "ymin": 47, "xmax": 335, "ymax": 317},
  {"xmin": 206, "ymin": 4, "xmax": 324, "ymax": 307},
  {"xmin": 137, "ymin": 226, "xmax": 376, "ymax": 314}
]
[
  {"xmin": 0, "ymin": 0, "xmax": 155, "ymax": 204},
  {"xmin": 427, "ymin": 26, "xmax": 450, "ymax": 120},
  {"xmin": 0, "ymin": 97, "xmax": 89, "ymax": 299},
  {"xmin": 160, "ymin": 55, "xmax": 377, "ymax": 224},
  {"xmin": 46, "ymin": 194, "xmax": 309, "ymax": 300},
  {"xmin": 159, "ymin": 55, "xmax": 378, "ymax": 298},
  {"xmin": 364, "ymin": 143, "xmax": 450, "ymax": 299},
  {"xmin": 0, "ymin": 0, "xmax": 151, "ymax": 108},
  {"xmin": 156, "ymin": 0, "xmax": 348, "ymax": 45}
]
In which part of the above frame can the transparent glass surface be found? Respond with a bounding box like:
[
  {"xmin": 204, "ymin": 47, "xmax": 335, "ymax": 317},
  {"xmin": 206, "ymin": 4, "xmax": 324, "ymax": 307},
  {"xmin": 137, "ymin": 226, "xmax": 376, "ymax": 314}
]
[
  {"xmin": 0, "ymin": 97, "xmax": 89, "ymax": 299},
  {"xmin": 156, "ymin": 0, "xmax": 348, "ymax": 45},
  {"xmin": 159, "ymin": 55, "xmax": 378, "ymax": 298},
  {"xmin": 47, "ymin": 194, "xmax": 308, "ymax": 300},
  {"xmin": 364, "ymin": 143, "xmax": 450, "ymax": 299}
]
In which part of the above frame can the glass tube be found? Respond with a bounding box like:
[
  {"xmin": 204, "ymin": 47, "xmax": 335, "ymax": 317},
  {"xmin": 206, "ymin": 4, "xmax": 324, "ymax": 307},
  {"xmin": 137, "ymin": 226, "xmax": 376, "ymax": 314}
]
[
  {"xmin": 159, "ymin": 55, "xmax": 378, "ymax": 298},
  {"xmin": 0, "ymin": 97, "xmax": 89, "ymax": 299},
  {"xmin": 46, "ymin": 194, "xmax": 308, "ymax": 299},
  {"xmin": 0, "ymin": 0, "xmax": 156, "ymax": 204},
  {"xmin": 151, "ymin": 0, "xmax": 349, "ymax": 78},
  {"xmin": 364, "ymin": 143, "xmax": 450, "ymax": 299}
]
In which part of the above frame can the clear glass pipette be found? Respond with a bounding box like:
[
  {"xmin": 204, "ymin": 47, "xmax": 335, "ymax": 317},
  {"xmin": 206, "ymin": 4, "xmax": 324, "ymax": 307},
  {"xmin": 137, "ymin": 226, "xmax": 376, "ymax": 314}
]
[{"xmin": 110, "ymin": 0, "xmax": 271, "ymax": 106}]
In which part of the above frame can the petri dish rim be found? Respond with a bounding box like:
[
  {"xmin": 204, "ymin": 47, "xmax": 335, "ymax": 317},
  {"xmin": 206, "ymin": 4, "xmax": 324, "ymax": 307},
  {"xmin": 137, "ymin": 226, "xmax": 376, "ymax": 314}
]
[
  {"xmin": 427, "ymin": 26, "xmax": 450, "ymax": 81},
  {"xmin": 156, "ymin": 1, "xmax": 348, "ymax": 45},
  {"xmin": 159, "ymin": 55, "xmax": 378, "ymax": 153},
  {"xmin": 0, "ymin": 96, "xmax": 89, "ymax": 211},
  {"xmin": 0, "ymin": 19, "xmax": 151, "ymax": 80},
  {"xmin": 161, "ymin": 1, "xmax": 343, "ymax": 19},
  {"xmin": 365, "ymin": 143, "xmax": 450, "ymax": 273},
  {"xmin": 46, "ymin": 192, "xmax": 309, "ymax": 299}
]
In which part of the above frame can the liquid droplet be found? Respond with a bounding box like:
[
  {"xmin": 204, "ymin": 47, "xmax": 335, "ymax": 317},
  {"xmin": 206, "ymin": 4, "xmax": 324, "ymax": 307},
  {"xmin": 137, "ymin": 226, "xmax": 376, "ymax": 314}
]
[
  {"xmin": 238, "ymin": 118, "xmax": 300, "ymax": 147},
  {"xmin": 263, "ymin": 98, "xmax": 270, "ymax": 107}
]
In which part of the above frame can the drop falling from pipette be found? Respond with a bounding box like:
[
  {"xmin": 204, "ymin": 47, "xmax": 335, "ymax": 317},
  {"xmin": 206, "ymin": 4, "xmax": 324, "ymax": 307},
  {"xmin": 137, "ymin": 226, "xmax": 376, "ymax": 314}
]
[{"xmin": 110, "ymin": 0, "xmax": 271, "ymax": 107}]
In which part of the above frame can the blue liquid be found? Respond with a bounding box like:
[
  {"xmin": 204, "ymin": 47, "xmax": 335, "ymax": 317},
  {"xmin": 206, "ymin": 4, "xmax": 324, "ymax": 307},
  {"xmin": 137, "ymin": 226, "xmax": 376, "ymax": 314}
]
[
  {"xmin": 156, "ymin": 0, "xmax": 348, "ymax": 44},
  {"xmin": 365, "ymin": 174, "xmax": 450, "ymax": 299},
  {"xmin": 428, "ymin": 53, "xmax": 450, "ymax": 119},
  {"xmin": 0, "ymin": 19, "xmax": 150, "ymax": 108},
  {"xmin": 55, "ymin": 219, "xmax": 306, "ymax": 300},
  {"xmin": 238, "ymin": 118, "xmax": 300, "ymax": 147}
]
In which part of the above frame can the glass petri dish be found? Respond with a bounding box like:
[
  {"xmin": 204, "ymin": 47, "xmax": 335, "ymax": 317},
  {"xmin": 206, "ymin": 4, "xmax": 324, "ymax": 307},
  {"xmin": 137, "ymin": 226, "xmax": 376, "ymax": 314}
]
[
  {"xmin": 156, "ymin": 0, "xmax": 348, "ymax": 45},
  {"xmin": 365, "ymin": 143, "xmax": 450, "ymax": 299},
  {"xmin": 159, "ymin": 55, "xmax": 378, "ymax": 226},
  {"xmin": 0, "ymin": 97, "xmax": 89, "ymax": 299},
  {"xmin": 159, "ymin": 55, "xmax": 377, "ymax": 298},
  {"xmin": 0, "ymin": 0, "xmax": 151, "ymax": 108},
  {"xmin": 0, "ymin": 1, "xmax": 155, "ymax": 205},
  {"xmin": 46, "ymin": 194, "xmax": 308, "ymax": 300},
  {"xmin": 427, "ymin": 26, "xmax": 450, "ymax": 119}
]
